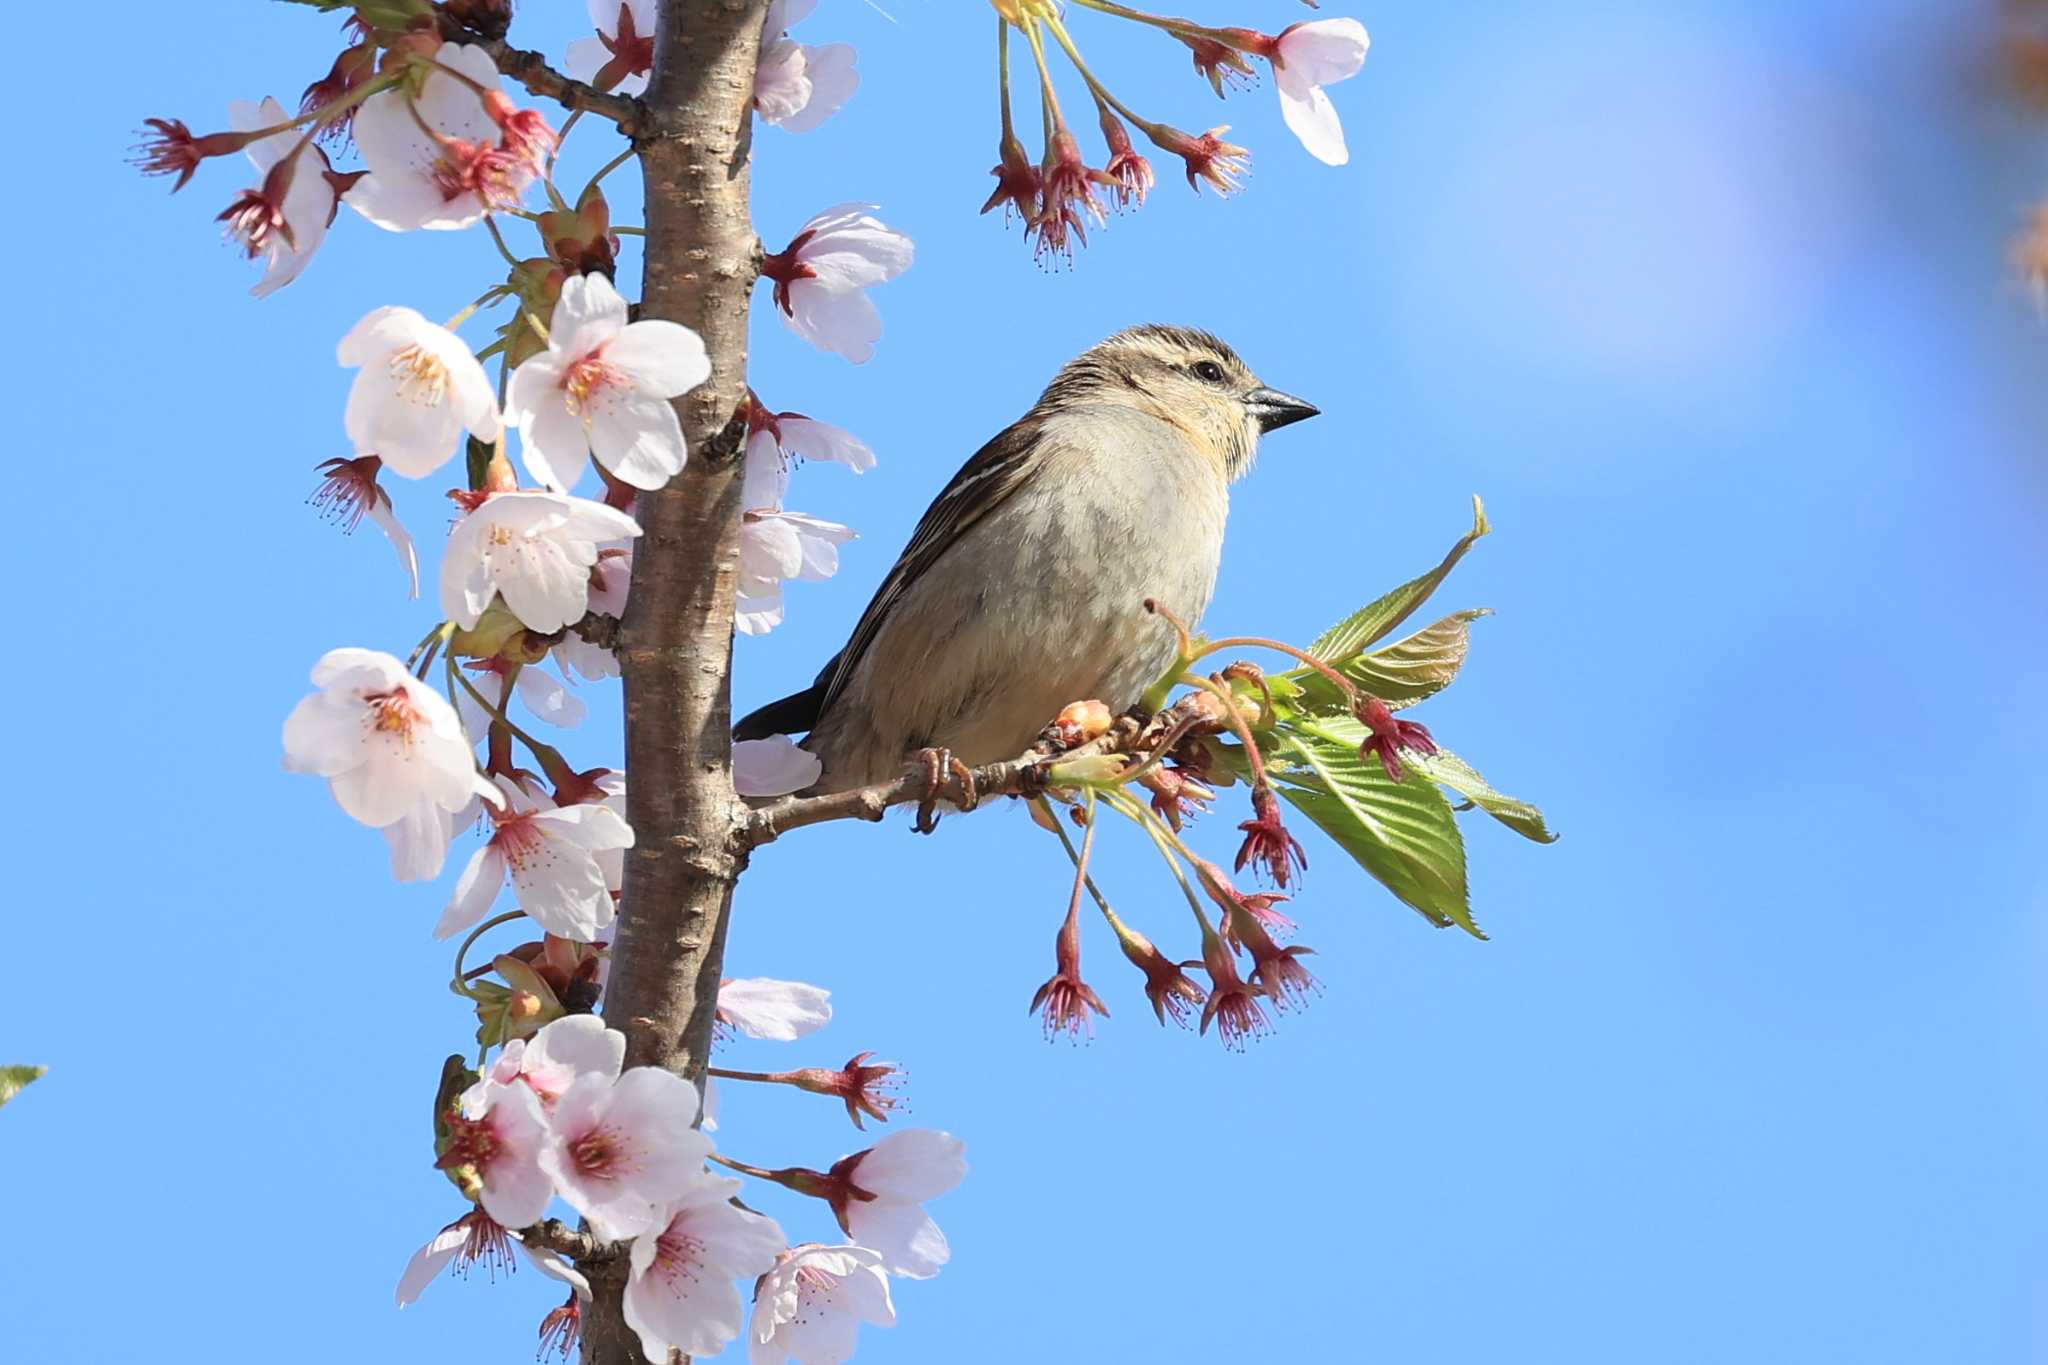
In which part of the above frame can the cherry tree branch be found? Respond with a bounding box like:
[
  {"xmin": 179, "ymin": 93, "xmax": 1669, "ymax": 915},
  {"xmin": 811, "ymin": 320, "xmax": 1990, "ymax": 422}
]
[
  {"xmin": 744, "ymin": 729, "xmax": 1135, "ymax": 844},
  {"xmin": 435, "ymin": 17, "xmax": 644, "ymax": 132},
  {"xmin": 577, "ymin": 1, "xmax": 771, "ymax": 1360}
]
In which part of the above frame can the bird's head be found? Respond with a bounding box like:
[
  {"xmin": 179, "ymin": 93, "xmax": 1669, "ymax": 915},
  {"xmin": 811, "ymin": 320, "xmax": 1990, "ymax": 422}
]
[{"xmin": 1038, "ymin": 323, "xmax": 1319, "ymax": 481}]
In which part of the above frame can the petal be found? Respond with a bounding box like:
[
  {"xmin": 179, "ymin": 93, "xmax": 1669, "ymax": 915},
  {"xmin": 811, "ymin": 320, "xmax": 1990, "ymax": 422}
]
[
  {"xmin": 384, "ymin": 798, "xmax": 454, "ymax": 883},
  {"xmin": 588, "ymin": 391, "xmax": 687, "ymax": 489},
  {"xmin": 778, "ymin": 44, "xmax": 858, "ymax": 134},
  {"xmin": 436, "ymin": 845, "xmax": 505, "ymax": 940},
  {"xmin": 515, "ymin": 667, "xmax": 588, "ymax": 728},
  {"xmin": 732, "ymin": 737, "xmax": 822, "ymax": 798},
  {"xmin": 843, "ymin": 1199, "xmax": 950, "ymax": 1279},
  {"xmin": 776, "ymin": 417, "xmax": 875, "ymax": 473},
  {"xmin": 553, "ymin": 272, "xmax": 630, "ymax": 362},
  {"xmin": 1277, "ymin": 77, "xmax": 1349, "ymax": 167},
  {"xmin": 609, "ymin": 320, "xmax": 712, "ymax": 398},
  {"xmin": 393, "ymin": 1223, "xmax": 467, "ymax": 1307},
  {"xmin": 848, "ymin": 1129, "xmax": 966, "ymax": 1201},
  {"xmin": 785, "ymin": 283, "xmax": 881, "ymax": 364},
  {"xmin": 717, "ymin": 977, "xmax": 831, "ymax": 1040}
]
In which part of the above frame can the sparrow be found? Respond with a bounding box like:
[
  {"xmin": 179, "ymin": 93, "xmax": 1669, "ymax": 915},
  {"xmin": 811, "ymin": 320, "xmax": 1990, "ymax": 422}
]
[{"xmin": 734, "ymin": 324, "xmax": 1319, "ymax": 793}]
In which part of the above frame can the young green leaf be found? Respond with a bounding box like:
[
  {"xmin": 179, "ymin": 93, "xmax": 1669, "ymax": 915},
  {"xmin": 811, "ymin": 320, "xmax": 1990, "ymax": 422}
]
[
  {"xmin": 1308, "ymin": 496, "xmax": 1491, "ymax": 665},
  {"xmin": 1306, "ymin": 715, "xmax": 1556, "ymax": 844},
  {"xmin": 1287, "ymin": 607, "xmax": 1491, "ymax": 712},
  {"xmin": 1271, "ymin": 730, "xmax": 1483, "ymax": 937},
  {"xmin": 0, "ymin": 1065, "xmax": 46, "ymax": 1109}
]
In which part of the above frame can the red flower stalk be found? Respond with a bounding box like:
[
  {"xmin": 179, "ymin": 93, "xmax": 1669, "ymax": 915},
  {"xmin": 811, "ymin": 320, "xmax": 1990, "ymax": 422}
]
[
  {"xmin": 1353, "ymin": 694, "xmax": 1438, "ymax": 781},
  {"xmin": 760, "ymin": 230, "xmax": 821, "ymax": 317},
  {"xmin": 132, "ymin": 119, "xmax": 256, "ymax": 191},
  {"xmin": 1234, "ymin": 786, "xmax": 1307, "ymax": 889},
  {"xmin": 216, "ymin": 158, "xmax": 301, "ymax": 256},
  {"xmin": 1140, "ymin": 763, "xmax": 1214, "ymax": 832},
  {"xmin": 982, "ymin": 130, "xmax": 1043, "ymax": 224},
  {"xmin": 309, "ymin": 455, "xmax": 388, "ymax": 533},
  {"xmin": 1197, "ymin": 926, "xmax": 1271, "ymax": 1049},
  {"xmin": 1181, "ymin": 35, "xmax": 1257, "ymax": 97},
  {"xmin": 1112, "ymin": 922, "xmax": 1207, "ymax": 1028},
  {"xmin": 787, "ymin": 1052, "xmax": 906, "ymax": 1130},
  {"xmin": 588, "ymin": 2, "xmax": 656, "ymax": 92},
  {"xmin": 1189, "ymin": 853, "xmax": 1297, "ymax": 946},
  {"xmin": 300, "ymin": 25, "xmax": 379, "ymax": 146},
  {"xmin": 1028, "ymin": 901, "xmax": 1111, "ymax": 1042},
  {"xmin": 1227, "ymin": 906, "xmax": 1319, "ymax": 1012},
  {"xmin": 1031, "ymin": 130, "xmax": 1112, "ymax": 264},
  {"xmin": 1148, "ymin": 123, "xmax": 1251, "ymax": 196},
  {"xmin": 537, "ymin": 1291, "xmax": 582, "ymax": 1361},
  {"xmin": 1097, "ymin": 107, "xmax": 1155, "ymax": 211}
]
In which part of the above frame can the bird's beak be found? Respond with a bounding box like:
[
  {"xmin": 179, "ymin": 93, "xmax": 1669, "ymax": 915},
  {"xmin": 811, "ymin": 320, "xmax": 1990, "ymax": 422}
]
[{"xmin": 1245, "ymin": 386, "xmax": 1320, "ymax": 433}]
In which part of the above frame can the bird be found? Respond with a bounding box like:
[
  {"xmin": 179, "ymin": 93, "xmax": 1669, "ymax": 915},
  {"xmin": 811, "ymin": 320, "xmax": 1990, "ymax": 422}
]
[{"xmin": 734, "ymin": 324, "xmax": 1319, "ymax": 795}]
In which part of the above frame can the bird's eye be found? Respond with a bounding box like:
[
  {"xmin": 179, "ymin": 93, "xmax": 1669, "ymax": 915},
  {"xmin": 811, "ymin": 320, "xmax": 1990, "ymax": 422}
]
[{"xmin": 1192, "ymin": 360, "xmax": 1227, "ymax": 384}]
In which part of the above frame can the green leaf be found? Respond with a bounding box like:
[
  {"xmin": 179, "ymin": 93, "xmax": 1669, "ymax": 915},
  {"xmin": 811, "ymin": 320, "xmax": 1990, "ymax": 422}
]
[
  {"xmin": 1307, "ymin": 496, "xmax": 1491, "ymax": 665},
  {"xmin": 1307, "ymin": 716, "xmax": 1557, "ymax": 845},
  {"xmin": 0, "ymin": 1065, "xmax": 46, "ymax": 1109},
  {"xmin": 1406, "ymin": 748, "xmax": 1558, "ymax": 844},
  {"xmin": 1271, "ymin": 730, "xmax": 1482, "ymax": 937},
  {"xmin": 1288, "ymin": 607, "xmax": 1490, "ymax": 712}
]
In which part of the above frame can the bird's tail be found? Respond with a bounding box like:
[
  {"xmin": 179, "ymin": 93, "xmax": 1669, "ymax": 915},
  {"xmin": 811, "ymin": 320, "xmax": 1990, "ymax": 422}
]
[{"xmin": 733, "ymin": 681, "xmax": 827, "ymax": 741}]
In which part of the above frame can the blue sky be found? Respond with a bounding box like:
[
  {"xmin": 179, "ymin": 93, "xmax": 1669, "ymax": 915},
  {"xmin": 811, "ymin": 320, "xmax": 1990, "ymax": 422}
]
[{"xmin": 6, "ymin": 0, "xmax": 2046, "ymax": 1360}]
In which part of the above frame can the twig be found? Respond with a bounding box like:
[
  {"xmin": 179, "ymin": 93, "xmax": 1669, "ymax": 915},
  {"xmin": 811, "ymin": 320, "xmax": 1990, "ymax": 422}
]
[
  {"xmin": 517, "ymin": 1219, "xmax": 618, "ymax": 1263},
  {"xmin": 436, "ymin": 18, "xmax": 644, "ymax": 133}
]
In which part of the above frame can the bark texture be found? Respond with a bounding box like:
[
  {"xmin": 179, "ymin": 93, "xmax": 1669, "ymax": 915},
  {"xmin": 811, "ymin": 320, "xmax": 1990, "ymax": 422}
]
[{"xmin": 582, "ymin": 2, "xmax": 769, "ymax": 1360}]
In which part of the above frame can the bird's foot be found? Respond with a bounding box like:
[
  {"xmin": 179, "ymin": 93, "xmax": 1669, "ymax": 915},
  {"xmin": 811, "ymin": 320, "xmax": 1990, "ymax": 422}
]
[{"xmin": 911, "ymin": 749, "xmax": 978, "ymax": 834}]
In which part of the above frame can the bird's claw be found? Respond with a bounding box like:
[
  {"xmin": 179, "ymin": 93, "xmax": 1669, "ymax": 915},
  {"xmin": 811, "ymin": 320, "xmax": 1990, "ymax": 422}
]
[{"xmin": 910, "ymin": 749, "xmax": 978, "ymax": 834}]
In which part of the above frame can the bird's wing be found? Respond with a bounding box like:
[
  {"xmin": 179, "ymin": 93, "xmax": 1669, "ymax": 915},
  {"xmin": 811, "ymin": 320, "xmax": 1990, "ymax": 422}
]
[{"xmin": 814, "ymin": 415, "xmax": 1047, "ymax": 716}]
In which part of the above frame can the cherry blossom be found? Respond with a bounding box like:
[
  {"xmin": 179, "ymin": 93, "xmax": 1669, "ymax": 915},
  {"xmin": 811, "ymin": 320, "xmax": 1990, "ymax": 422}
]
[
  {"xmin": 338, "ymin": 307, "xmax": 500, "ymax": 479},
  {"xmin": 566, "ymin": 0, "xmax": 655, "ymax": 97},
  {"xmin": 395, "ymin": 1210, "xmax": 591, "ymax": 1307},
  {"xmin": 225, "ymin": 98, "xmax": 337, "ymax": 297},
  {"xmin": 539, "ymin": 1067, "xmax": 712, "ymax": 1240},
  {"xmin": 747, "ymin": 405, "xmax": 878, "ymax": 488},
  {"xmin": 467, "ymin": 1013, "xmax": 625, "ymax": 1114},
  {"xmin": 748, "ymin": 1244, "xmax": 896, "ymax": 1365},
  {"xmin": 554, "ymin": 545, "xmax": 632, "ymax": 682},
  {"xmin": 311, "ymin": 455, "xmax": 418, "ymax": 598},
  {"xmin": 759, "ymin": 205, "xmax": 914, "ymax": 363},
  {"xmin": 283, "ymin": 648, "xmax": 498, "ymax": 881},
  {"xmin": 507, "ymin": 272, "xmax": 712, "ymax": 492},
  {"xmin": 825, "ymin": 1129, "xmax": 965, "ymax": 1279},
  {"xmin": 753, "ymin": 0, "xmax": 859, "ymax": 135},
  {"xmin": 454, "ymin": 658, "xmax": 587, "ymax": 736},
  {"xmin": 439, "ymin": 776, "xmax": 632, "ymax": 943},
  {"xmin": 717, "ymin": 977, "xmax": 832, "ymax": 1041},
  {"xmin": 623, "ymin": 1177, "xmax": 787, "ymax": 1360},
  {"xmin": 346, "ymin": 44, "xmax": 545, "ymax": 231},
  {"xmin": 438, "ymin": 1075, "xmax": 554, "ymax": 1228},
  {"xmin": 734, "ymin": 736, "xmax": 823, "ymax": 798},
  {"xmin": 442, "ymin": 491, "xmax": 642, "ymax": 634},
  {"xmin": 1268, "ymin": 19, "xmax": 1370, "ymax": 166},
  {"xmin": 738, "ymin": 510, "xmax": 854, "ymax": 636}
]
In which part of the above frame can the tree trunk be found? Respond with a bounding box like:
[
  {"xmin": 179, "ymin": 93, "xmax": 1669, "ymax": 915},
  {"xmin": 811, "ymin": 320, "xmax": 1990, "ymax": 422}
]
[{"xmin": 584, "ymin": 2, "xmax": 768, "ymax": 1359}]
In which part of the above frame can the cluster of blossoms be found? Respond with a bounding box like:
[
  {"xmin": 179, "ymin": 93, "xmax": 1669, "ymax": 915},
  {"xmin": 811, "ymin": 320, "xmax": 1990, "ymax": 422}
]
[
  {"xmin": 402, "ymin": 998, "xmax": 960, "ymax": 1362},
  {"xmin": 981, "ymin": 0, "xmax": 1369, "ymax": 261},
  {"xmin": 142, "ymin": 11, "xmax": 972, "ymax": 1359}
]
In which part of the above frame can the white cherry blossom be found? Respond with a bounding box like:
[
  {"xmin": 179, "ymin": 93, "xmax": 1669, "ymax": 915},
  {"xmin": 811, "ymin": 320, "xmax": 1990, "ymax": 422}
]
[
  {"xmin": 754, "ymin": 0, "xmax": 859, "ymax": 134},
  {"xmin": 734, "ymin": 736, "xmax": 822, "ymax": 798},
  {"xmin": 346, "ymin": 44, "xmax": 543, "ymax": 231},
  {"xmin": 395, "ymin": 1211, "xmax": 590, "ymax": 1307},
  {"xmin": 624, "ymin": 1177, "xmax": 787, "ymax": 1361},
  {"xmin": 338, "ymin": 307, "xmax": 500, "ymax": 478},
  {"xmin": 828, "ymin": 1129, "xmax": 965, "ymax": 1279},
  {"xmin": 717, "ymin": 977, "xmax": 832, "ymax": 1041},
  {"xmin": 282, "ymin": 648, "xmax": 498, "ymax": 881},
  {"xmin": 226, "ymin": 97, "xmax": 337, "ymax": 297},
  {"xmin": 466, "ymin": 1013, "xmax": 625, "ymax": 1114},
  {"xmin": 566, "ymin": 0, "xmax": 655, "ymax": 97},
  {"xmin": 748, "ymin": 1244, "xmax": 896, "ymax": 1365},
  {"xmin": 762, "ymin": 205, "xmax": 913, "ymax": 363},
  {"xmin": 554, "ymin": 545, "xmax": 632, "ymax": 682},
  {"xmin": 447, "ymin": 1076, "xmax": 554, "ymax": 1229},
  {"xmin": 439, "ymin": 775, "xmax": 633, "ymax": 943},
  {"xmin": 442, "ymin": 490, "xmax": 642, "ymax": 633},
  {"xmin": 737, "ymin": 510, "xmax": 853, "ymax": 636},
  {"xmin": 539, "ymin": 1067, "xmax": 712, "ymax": 1240},
  {"xmin": 454, "ymin": 659, "xmax": 587, "ymax": 736},
  {"xmin": 1269, "ymin": 19, "xmax": 1370, "ymax": 166},
  {"xmin": 508, "ymin": 272, "xmax": 712, "ymax": 492}
]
